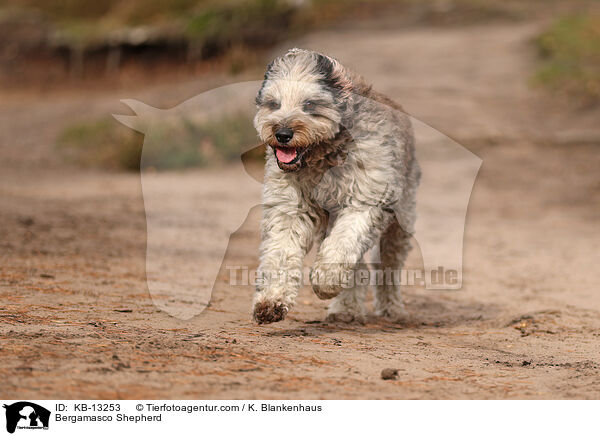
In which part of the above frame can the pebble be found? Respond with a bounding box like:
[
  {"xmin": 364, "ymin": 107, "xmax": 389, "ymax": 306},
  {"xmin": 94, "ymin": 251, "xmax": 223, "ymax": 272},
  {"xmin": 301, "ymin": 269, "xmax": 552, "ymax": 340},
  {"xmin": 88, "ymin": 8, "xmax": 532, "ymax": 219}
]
[{"xmin": 381, "ymin": 368, "xmax": 399, "ymax": 380}]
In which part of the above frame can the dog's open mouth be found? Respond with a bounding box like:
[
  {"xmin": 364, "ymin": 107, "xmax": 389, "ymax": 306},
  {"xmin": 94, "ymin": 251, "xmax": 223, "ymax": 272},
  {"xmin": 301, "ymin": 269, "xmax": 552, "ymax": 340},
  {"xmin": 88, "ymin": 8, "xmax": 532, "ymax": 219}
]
[
  {"xmin": 275, "ymin": 147, "xmax": 301, "ymax": 164},
  {"xmin": 273, "ymin": 146, "xmax": 308, "ymax": 170},
  {"xmin": 275, "ymin": 147, "xmax": 302, "ymax": 165}
]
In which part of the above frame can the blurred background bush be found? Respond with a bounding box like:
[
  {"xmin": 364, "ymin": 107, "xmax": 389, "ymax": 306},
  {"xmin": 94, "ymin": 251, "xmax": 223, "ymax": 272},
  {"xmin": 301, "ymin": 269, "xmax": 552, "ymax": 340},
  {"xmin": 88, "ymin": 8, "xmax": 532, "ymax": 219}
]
[{"xmin": 534, "ymin": 13, "xmax": 600, "ymax": 104}]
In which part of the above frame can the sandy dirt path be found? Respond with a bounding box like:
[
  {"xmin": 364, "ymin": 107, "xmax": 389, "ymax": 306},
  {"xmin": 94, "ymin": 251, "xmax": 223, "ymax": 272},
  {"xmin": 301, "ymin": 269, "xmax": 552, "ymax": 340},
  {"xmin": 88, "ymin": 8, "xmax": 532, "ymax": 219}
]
[{"xmin": 1, "ymin": 22, "xmax": 599, "ymax": 399}]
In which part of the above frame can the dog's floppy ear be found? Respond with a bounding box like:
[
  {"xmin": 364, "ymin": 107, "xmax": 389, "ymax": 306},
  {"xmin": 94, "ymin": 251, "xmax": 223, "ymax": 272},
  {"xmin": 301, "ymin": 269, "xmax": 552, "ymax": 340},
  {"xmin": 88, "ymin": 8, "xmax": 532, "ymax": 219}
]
[{"xmin": 314, "ymin": 53, "xmax": 353, "ymax": 102}]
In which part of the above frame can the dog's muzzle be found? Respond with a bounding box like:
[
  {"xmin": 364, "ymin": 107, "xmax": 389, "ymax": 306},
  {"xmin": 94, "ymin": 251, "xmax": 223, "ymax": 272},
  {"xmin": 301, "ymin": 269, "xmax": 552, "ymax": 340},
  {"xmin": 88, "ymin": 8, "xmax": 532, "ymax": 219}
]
[{"xmin": 272, "ymin": 127, "xmax": 308, "ymax": 171}]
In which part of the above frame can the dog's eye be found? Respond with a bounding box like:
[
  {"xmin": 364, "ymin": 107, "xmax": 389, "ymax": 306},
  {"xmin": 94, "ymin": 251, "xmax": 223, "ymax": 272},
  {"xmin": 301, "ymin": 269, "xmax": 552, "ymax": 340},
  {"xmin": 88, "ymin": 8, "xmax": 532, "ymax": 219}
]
[
  {"xmin": 303, "ymin": 101, "xmax": 316, "ymax": 112},
  {"xmin": 265, "ymin": 101, "xmax": 280, "ymax": 110}
]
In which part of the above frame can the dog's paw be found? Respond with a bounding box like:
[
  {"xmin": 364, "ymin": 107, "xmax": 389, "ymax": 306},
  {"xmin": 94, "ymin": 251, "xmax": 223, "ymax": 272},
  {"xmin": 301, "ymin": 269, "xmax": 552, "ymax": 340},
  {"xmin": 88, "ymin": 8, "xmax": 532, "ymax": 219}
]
[
  {"xmin": 253, "ymin": 298, "xmax": 289, "ymax": 324},
  {"xmin": 310, "ymin": 263, "xmax": 352, "ymax": 300},
  {"xmin": 326, "ymin": 310, "xmax": 366, "ymax": 324},
  {"xmin": 375, "ymin": 304, "xmax": 410, "ymax": 324},
  {"xmin": 327, "ymin": 293, "xmax": 367, "ymax": 324}
]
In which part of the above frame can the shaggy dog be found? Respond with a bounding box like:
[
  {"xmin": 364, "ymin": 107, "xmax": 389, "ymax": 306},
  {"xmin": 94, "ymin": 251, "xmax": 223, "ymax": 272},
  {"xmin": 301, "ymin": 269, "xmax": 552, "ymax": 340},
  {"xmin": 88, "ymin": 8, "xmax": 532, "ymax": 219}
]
[{"xmin": 252, "ymin": 48, "xmax": 420, "ymax": 324}]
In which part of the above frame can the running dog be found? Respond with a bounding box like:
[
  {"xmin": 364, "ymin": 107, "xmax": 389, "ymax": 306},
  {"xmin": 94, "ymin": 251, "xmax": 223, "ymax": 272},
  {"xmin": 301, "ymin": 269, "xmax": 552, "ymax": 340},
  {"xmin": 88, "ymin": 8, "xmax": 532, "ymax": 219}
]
[{"xmin": 252, "ymin": 48, "xmax": 420, "ymax": 324}]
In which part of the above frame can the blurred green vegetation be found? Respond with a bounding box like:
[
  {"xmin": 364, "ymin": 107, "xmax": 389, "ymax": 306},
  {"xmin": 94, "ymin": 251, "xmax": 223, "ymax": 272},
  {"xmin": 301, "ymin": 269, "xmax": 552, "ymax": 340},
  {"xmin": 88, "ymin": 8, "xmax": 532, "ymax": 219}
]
[
  {"xmin": 56, "ymin": 113, "xmax": 258, "ymax": 170},
  {"xmin": 56, "ymin": 117, "xmax": 142, "ymax": 170},
  {"xmin": 535, "ymin": 14, "xmax": 600, "ymax": 103},
  {"xmin": 1, "ymin": 0, "xmax": 551, "ymax": 85},
  {"xmin": 0, "ymin": 0, "xmax": 531, "ymax": 51},
  {"xmin": 1, "ymin": 0, "xmax": 297, "ymax": 50}
]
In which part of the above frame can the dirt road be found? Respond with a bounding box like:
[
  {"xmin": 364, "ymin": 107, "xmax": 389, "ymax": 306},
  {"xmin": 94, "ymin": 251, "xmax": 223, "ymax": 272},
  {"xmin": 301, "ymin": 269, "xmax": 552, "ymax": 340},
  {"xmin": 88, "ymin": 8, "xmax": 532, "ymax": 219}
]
[{"xmin": 1, "ymin": 22, "xmax": 599, "ymax": 399}]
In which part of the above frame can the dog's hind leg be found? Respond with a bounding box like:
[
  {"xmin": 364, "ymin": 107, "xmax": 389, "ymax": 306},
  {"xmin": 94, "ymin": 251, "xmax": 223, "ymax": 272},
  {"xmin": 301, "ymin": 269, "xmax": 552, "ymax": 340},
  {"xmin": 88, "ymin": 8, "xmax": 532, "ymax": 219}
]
[
  {"xmin": 326, "ymin": 259, "xmax": 368, "ymax": 324},
  {"xmin": 374, "ymin": 219, "xmax": 411, "ymax": 323}
]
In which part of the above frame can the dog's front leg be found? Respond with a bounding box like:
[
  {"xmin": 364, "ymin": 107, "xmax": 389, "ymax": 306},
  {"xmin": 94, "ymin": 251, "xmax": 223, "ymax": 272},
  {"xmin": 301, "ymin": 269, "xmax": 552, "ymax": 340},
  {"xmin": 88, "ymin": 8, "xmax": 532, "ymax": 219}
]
[
  {"xmin": 252, "ymin": 205, "xmax": 318, "ymax": 324},
  {"xmin": 311, "ymin": 206, "xmax": 386, "ymax": 300}
]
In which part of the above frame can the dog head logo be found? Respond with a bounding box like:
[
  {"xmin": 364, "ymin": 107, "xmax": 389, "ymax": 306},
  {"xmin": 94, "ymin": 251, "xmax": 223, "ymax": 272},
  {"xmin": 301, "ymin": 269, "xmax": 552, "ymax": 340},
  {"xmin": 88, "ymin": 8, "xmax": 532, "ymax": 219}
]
[
  {"xmin": 114, "ymin": 72, "xmax": 481, "ymax": 320},
  {"xmin": 3, "ymin": 402, "xmax": 50, "ymax": 434}
]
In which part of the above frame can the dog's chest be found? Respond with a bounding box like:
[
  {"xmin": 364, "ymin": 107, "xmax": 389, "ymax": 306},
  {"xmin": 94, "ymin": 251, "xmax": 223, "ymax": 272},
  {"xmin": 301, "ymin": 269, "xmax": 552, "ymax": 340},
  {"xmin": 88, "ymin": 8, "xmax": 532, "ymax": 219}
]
[{"xmin": 302, "ymin": 165, "xmax": 356, "ymax": 213}]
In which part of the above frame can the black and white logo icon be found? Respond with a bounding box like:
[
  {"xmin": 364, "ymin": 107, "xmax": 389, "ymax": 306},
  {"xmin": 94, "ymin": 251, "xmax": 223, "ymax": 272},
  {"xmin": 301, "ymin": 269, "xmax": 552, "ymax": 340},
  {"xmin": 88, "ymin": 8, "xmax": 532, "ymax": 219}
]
[{"xmin": 3, "ymin": 402, "xmax": 50, "ymax": 434}]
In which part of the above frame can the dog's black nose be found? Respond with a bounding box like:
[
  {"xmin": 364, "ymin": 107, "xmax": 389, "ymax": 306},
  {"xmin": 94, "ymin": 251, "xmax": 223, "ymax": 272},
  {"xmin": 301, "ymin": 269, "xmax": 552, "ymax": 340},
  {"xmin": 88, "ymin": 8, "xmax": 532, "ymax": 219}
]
[{"xmin": 275, "ymin": 128, "xmax": 294, "ymax": 144}]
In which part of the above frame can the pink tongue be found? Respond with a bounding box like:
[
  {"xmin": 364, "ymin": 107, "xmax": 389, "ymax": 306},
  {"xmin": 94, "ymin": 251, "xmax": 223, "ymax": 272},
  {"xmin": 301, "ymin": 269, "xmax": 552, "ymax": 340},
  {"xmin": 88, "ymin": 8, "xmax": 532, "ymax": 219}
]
[{"xmin": 275, "ymin": 147, "xmax": 298, "ymax": 163}]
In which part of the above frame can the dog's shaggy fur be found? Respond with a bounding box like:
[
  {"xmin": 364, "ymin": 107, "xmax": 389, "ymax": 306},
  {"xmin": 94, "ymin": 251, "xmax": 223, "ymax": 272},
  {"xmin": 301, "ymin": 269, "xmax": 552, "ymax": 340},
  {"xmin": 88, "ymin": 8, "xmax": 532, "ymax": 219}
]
[{"xmin": 252, "ymin": 48, "xmax": 420, "ymax": 324}]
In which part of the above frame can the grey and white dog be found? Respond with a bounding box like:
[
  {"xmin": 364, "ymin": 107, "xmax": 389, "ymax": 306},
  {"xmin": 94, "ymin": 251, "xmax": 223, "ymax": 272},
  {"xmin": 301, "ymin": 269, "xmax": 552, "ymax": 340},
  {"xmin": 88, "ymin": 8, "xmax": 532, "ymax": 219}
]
[{"xmin": 252, "ymin": 48, "xmax": 420, "ymax": 324}]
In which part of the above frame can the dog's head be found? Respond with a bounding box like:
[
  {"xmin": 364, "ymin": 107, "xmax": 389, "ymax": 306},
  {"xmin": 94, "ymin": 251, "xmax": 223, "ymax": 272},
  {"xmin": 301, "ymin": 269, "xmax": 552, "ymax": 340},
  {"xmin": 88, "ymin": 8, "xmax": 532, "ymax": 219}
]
[{"xmin": 254, "ymin": 48, "xmax": 352, "ymax": 172}]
